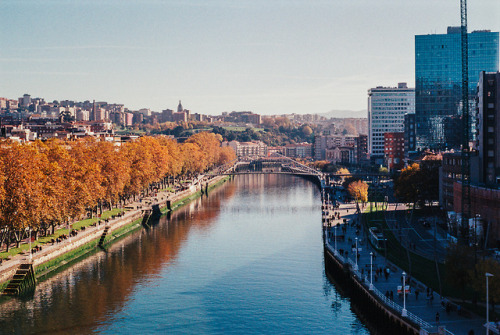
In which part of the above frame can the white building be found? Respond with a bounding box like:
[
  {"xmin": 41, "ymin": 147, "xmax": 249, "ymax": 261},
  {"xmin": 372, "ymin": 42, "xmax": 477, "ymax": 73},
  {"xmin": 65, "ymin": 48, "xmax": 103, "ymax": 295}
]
[
  {"xmin": 368, "ymin": 82, "xmax": 415, "ymax": 163},
  {"xmin": 76, "ymin": 109, "xmax": 90, "ymax": 121},
  {"xmin": 224, "ymin": 141, "xmax": 268, "ymax": 158}
]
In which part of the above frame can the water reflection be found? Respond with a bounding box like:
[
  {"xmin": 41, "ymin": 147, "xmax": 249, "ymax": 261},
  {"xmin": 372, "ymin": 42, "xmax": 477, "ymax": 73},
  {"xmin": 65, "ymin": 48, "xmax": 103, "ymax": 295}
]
[
  {"xmin": 0, "ymin": 175, "xmax": 369, "ymax": 335},
  {"xmin": 0, "ymin": 180, "xmax": 234, "ymax": 334}
]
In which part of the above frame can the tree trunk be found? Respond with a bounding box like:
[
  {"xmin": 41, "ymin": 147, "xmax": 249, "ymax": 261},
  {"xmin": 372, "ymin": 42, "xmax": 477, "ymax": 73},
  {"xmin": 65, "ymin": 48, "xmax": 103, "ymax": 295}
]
[{"xmin": 5, "ymin": 231, "xmax": 11, "ymax": 252}]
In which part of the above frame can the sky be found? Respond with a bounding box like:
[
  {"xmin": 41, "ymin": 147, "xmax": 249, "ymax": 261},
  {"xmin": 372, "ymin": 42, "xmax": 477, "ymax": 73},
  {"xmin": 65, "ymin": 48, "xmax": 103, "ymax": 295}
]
[{"xmin": 1, "ymin": 0, "xmax": 499, "ymax": 117}]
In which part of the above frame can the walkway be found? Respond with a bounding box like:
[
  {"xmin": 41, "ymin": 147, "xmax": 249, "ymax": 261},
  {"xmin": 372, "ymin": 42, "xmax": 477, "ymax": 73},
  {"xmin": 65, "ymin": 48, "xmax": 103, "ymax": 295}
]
[
  {"xmin": 0, "ymin": 174, "xmax": 225, "ymax": 286},
  {"xmin": 324, "ymin": 196, "xmax": 486, "ymax": 335}
]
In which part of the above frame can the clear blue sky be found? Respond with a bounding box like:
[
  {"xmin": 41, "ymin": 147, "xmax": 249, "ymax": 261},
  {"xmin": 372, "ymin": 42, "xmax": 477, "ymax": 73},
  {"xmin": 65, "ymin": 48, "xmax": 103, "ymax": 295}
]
[{"xmin": 1, "ymin": 0, "xmax": 499, "ymax": 117}]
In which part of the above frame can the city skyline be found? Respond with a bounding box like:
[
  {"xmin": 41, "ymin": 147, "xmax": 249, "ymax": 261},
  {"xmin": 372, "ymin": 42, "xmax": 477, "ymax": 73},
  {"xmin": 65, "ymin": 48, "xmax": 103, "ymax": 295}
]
[{"xmin": 1, "ymin": 0, "xmax": 499, "ymax": 116}]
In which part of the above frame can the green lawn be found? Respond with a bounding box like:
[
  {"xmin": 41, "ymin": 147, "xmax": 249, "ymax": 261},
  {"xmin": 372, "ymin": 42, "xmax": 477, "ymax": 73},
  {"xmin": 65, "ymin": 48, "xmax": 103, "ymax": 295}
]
[
  {"xmin": 363, "ymin": 209, "xmax": 465, "ymax": 299},
  {"xmin": 0, "ymin": 208, "xmax": 125, "ymax": 260},
  {"xmin": 222, "ymin": 126, "xmax": 264, "ymax": 132}
]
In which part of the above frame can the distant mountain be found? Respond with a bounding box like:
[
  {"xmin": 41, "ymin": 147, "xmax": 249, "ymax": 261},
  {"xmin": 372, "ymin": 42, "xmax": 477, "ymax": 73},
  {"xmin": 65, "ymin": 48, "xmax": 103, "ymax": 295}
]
[{"xmin": 320, "ymin": 109, "xmax": 367, "ymax": 119}]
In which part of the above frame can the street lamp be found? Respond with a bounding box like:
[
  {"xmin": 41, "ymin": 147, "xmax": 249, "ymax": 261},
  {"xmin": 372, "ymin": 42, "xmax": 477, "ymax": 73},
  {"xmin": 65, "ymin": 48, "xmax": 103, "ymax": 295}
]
[
  {"xmin": 369, "ymin": 252, "xmax": 374, "ymax": 290},
  {"xmin": 402, "ymin": 271, "xmax": 408, "ymax": 317},
  {"xmin": 354, "ymin": 237, "xmax": 358, "ymax": 271},
  {"xmin": 334, "ymin": 225, "xmax": 338, "ymax": 256},
  {"xmin": 486, "ymin": 272, "xmax": 494, "ymax": 334}
]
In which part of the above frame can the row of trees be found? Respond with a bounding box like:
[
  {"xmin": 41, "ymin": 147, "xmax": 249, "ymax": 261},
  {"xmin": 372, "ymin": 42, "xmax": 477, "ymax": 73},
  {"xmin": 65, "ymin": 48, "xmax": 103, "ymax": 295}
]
[{"xmin": 0, "ymin": 132, "xmax": 236, "ymax": 250}]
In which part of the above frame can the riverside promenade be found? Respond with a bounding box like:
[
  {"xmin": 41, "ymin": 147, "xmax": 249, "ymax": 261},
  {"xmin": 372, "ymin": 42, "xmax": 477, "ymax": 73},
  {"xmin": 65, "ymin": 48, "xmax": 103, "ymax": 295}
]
[
  {"xmin": 324, "ymin": 198, "xmax": 487, "ymax": 335},
  {"xmin": 0, "ymin": 174, "xmax": 227, "ymax": 289}
]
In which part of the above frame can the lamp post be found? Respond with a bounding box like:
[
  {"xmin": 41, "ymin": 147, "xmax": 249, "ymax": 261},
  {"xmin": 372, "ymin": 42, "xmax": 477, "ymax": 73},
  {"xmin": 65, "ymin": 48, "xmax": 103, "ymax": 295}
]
[
  {"xmin": 486, "ymin": 272, "xmax": 494, "ymax": 334},
  {"xmin": 369, "ymin": 252, "xmax": 374, "ymax": 290},
  {"xmin": 354, "ymin": 237, "xmax": 358, "ymax": 271},
  {"xmin": 402, "ymin": 271, "xmax": 408, "ymax": 317},
  {"xmin": 334, "ymin": 225, "xmax": 338, "ymax": 255}
]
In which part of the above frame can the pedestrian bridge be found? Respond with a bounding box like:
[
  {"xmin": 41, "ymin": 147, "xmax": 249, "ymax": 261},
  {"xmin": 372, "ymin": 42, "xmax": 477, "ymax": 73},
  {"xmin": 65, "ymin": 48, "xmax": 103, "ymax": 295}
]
[{"xmin": 206, "ymin": 156, "xmax": 324, "ymax": 179}]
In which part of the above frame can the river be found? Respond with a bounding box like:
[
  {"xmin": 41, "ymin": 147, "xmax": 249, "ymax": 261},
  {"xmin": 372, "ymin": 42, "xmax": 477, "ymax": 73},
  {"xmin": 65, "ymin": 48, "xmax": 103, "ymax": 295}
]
[{"xmin": 0, "ymin": 174, "xmax": 370, "ymax": 334}]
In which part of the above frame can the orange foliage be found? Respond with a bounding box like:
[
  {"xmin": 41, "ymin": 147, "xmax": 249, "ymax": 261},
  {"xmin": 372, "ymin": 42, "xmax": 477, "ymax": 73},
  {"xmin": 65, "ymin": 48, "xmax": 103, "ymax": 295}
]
[{"xmin": 0, "ymin": 133, "xmax": 236, "ymax": 231}]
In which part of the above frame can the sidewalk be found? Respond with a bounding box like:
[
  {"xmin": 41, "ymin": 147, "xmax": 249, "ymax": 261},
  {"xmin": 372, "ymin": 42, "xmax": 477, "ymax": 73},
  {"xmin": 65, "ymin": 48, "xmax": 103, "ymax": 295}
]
[
  {"xmin": 0, "ymin": 174, "xmax": 227, "ymax": 287},
  {"xmin": 325, "ymin": 196, "xmax": 486, "ymax": 335}
]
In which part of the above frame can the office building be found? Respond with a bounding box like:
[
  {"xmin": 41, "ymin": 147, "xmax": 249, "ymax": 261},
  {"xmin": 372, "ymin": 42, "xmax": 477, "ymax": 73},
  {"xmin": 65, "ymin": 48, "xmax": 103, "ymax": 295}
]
[
  {"xmin": 404, "ymin": 113, "xmax": 416, "ymax": 156},
  {"xmin": 415, "ymin": 27, "xmax": 499, "ymax": 150},
  {"xmin": 384, "ymin": 132, "xmax": 405, "ymax": 171},
  {"xmin": 368, "ymin": 83, "xmax": 415, "ymax": 164},
  {"xmin": 476, "ymin": 71, "xmax": 500, "ymax": 187}
]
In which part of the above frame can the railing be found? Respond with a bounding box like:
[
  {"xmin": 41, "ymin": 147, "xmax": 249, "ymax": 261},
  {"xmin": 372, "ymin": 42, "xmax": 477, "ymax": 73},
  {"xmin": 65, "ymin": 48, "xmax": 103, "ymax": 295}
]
[{"xmin": 325, "ymin": 241, "xmax": 434, "ymax": 331}]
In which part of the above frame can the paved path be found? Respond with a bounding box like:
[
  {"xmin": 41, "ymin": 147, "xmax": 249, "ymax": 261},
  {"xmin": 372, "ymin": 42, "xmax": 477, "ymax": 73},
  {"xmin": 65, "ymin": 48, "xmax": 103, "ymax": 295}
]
[
  {"xmin": 0, "ymin": 174, "xmax": 225, "ymax": 285},
  {"xmin": 324, "ymin": 196, "xmax": 487, "ymax": 335}
]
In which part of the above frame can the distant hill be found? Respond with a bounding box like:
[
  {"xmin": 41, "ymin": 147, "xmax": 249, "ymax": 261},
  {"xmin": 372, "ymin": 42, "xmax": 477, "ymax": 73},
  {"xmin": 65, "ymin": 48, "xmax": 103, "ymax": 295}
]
[{"xmin": 320, "ymin": 109, "xmax": 367, "ymax": 119}]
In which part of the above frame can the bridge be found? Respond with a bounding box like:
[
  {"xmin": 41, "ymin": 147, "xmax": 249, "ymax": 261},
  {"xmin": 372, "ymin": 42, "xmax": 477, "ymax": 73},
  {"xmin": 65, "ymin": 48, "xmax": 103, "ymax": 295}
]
[{"xmin": 206, "ymin": 155, "xmax": 324, "ymax": 179}]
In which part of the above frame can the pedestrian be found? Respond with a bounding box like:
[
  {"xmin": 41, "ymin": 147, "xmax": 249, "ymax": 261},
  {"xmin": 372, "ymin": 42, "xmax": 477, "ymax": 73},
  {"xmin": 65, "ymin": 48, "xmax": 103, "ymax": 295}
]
[
  {"xmin": 390, "ymin": 290, "xmax": 393, "ymax": 299},
  {"xmin": 435, "ymin": 312, "xmax": 440, "ymax": 324},
  {"xmin": 415, "ymin": 289, "xmax": 419, "ymax": 300}
]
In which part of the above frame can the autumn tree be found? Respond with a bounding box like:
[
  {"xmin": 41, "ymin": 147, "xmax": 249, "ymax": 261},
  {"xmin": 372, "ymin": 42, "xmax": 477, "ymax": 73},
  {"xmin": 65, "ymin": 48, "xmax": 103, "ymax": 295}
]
[
  {"xmin": 394, "ymin": 162, "xmax": 440, "ymax": 208},
  {"xmin": 219, "ymin": 146, "xmax": 236, "ymax": 165},
  {"xmin": 123, "ymin": 140, "xmax": 155, "ymax": 199},
  {"xmin": 347, "ymin": 180, "xmax": 369, "ymax": 203},
  {"xmin": 93, "ymin": 141, "xmax": 130, "ymax": 209},
  {"xmin": 157, "ymin": 136, "xmax": 182, "ymax": 177},
  {"xmin": 0, "ymin": 143, "xmax": 47, "ymax": 249},
  {"xmin": 69, "ymin": 139, "xmax": 105, "ymax": 216},
  {"xmin": 180, "ymin": 142, "xmax": 205, "ymax": 175},
  {"xmin": 394, "ymin": 163, "xmax": 421, "ymax": 208},
  {"xmin": 301, "ymin": 125, "xmax": 313, "ymax": 136}
]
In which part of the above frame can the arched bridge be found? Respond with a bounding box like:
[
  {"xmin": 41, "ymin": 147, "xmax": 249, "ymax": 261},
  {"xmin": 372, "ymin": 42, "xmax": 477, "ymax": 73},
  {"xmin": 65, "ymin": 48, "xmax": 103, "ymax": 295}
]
[{"xmin": 207, "ymin": 156, "xmax": 323, "ymax": 179}]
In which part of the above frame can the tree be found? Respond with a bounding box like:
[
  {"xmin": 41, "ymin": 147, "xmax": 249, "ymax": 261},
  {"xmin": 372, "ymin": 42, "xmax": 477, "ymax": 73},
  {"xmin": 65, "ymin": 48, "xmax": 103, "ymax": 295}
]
[
  {"xmin": 347, "ymin": 180, "xmax": 369, "ymax": 203},
  {"xmin": 69, "ymin": 139, "xmax": 105, "ymax": 215},
  {"xmin": 180, "ymin": 142, "xmax": 205, "ymax": 175},
  {"xmin": 344, "ymin": 123, "xmax": 357, "ymax": 135},
  {"xmin": 394, "ymin": 162, "xmax": 440, "ymax": 208},
  {"xmin": 301, "ymin": 125, "xmax": 313, "ymax": 136},
  {"xmin": 394, "ymin": 163, "xmax": 421, "ymax": 207},
  {"xmin": 445, "ymin": 243, "xmax": 474, "ymax": 295},
  {"xmin": 218, "ymin": 146, "xmax": 236, "ymax": 165},
  {"xmin": 93, "ymin": 141, "xmax": 130, "ymax": 208},
  {"xmin": 472, "ymin": 259, "xmax": 500, "ymax": 304},
  {"xmin": 0, "ymin": 143, "xmax": 47, "ymax": 248},
  {"xmin": 336, "ymin": 167, "xmax": 350, "ymax": 175}
]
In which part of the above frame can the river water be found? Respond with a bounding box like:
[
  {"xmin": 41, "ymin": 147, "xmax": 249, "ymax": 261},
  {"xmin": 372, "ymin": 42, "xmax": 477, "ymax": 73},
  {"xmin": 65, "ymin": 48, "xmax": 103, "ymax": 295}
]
[{"xmin": 0, "ymin": 174, "xmax": 370, "ymax": 334}]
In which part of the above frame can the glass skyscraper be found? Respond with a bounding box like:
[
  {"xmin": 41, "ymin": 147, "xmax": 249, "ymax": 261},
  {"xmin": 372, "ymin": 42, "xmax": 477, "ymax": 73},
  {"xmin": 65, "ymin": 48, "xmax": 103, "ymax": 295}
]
[{"xmin": 415, "ymin": 27, "xmax": 499, "ymax": 150}]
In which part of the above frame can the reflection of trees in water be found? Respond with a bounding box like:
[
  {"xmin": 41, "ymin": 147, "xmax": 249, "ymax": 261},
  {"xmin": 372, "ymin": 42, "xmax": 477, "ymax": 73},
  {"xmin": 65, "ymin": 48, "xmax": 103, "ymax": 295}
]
[{"xmin": 0, "ymin": 179, "xmax": 236, "ymax": 334}]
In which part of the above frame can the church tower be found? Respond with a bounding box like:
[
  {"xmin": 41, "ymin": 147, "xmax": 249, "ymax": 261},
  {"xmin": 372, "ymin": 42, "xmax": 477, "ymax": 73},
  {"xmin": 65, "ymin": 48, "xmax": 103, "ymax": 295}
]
[{"xmin": 177, "ymin": 100, "xmax": 183, "ymax": 113}]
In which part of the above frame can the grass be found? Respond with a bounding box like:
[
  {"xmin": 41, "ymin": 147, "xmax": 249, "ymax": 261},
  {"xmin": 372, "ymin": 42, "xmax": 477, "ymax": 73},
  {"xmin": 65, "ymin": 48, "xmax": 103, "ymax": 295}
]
[
  {"xmin": 222, "ymin": 126, "xmax": 265, "ymax": 132},
  {"xmin": 0, "ymin": 175, "xmax": 230, "ymax": 291},
  {"xmin": 363, "ymin": 209, "xmax": 462, "ymax": 298},
  {"xmin": 0, "ymin": 208, "xmax": 125, "ymax": 260}
]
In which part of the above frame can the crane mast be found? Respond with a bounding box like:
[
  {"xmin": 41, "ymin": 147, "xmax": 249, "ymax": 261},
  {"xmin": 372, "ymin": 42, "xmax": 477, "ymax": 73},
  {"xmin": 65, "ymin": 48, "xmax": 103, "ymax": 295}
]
[{"xmin": 460, "ymin": 0, "xmax": 471, "ymax": 240}]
